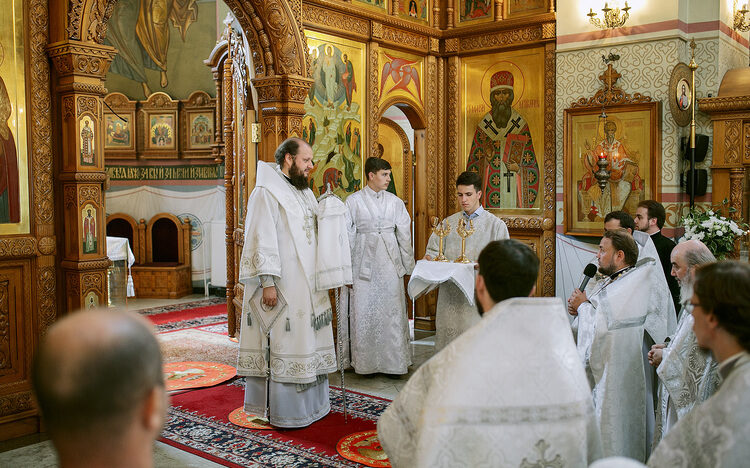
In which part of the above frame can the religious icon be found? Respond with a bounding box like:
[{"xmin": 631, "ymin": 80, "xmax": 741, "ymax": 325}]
[
  {"xmin": 82, "ymin": 204, "xmax": 98, "ymax": 254},
  {"xmin": 304, "ymin": 31, "xmax": 365, "ymax": 201},
  {"xmin": 352, "ymin": 0, "xmax": 387, "ymax": 11},
  {"xmin": 79, "ymin": 116, "xmax": 95, "ymax": 166},
  {"xmin": 149, "ymin": 114, "xmax": 174, "ymax": 148},
  {"xmin": 676, "ymin": 78, "xmax": 691, "ymax": 111},
  {"xmin": 105, "ymin": 114, "xmax": 131, "ymax": 148},
  {"xmin": 466, "ymin": 70, "xmax": 540, "ymax": 209},
  {"xmin": 459, "ymin": 0, "xmax": 493, "ymax": 23},
  {"xmin": 379, "ymin": 52, "xmax": 423, "ymax": 104},
  {"xmin": 398, "ymin": 0, "xmax": 428, "ymax": 22},
  {"xmin": 189, "ymin": 112, "xmax": 213, "ymax": 148},
  {"xmin": 84, "ymin": 291, "xmax": 99, "ymax": 309},
  {"xmin": 0, "ymin": 73, "xmax": 20, "ymax": 223}
]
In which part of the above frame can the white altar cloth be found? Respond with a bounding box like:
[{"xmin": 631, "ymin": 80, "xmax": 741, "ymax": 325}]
[
  {"xmin": 407, "ymin": 260, "xmax": 476, "ymax": 305},
  {"xmin": 106, "ymin": 236, "xmax": 135, "ymax": 297}
]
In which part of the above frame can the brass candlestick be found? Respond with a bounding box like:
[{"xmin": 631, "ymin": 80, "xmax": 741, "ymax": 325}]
[
  {"xmin": 454, "ymin": 218, "xmax": 475, "ymax": 263},
  {"xmin": 430, "ymin": 216, "xmax": 451, "ymax": 262}
]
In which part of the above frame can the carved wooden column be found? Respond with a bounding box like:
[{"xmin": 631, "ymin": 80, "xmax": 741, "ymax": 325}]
[
  {"xmin": 368, "ymin": 40, "xmax": 381, "ymax": 159},
  {"xmin": 730, "ymin": 167, "xmax": 745, "ymax": 220},
  {"xmin": 47, "ymin": 40, "xmax": 116, "ymax": 312},
  {"xmin": 222, "ymin": 57, "xmax": 237, "ymax": 336},
  {"xmin": 252, "ymin": 76, "xmax": 313, "ymax": 161}
]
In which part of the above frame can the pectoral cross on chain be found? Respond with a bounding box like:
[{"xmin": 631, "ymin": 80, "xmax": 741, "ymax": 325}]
[
  {"xmin": 503, "ymin": 171, "xmax": 514, "ymax": 192},
  {"xmin": 482, "ymin": 116, "xmax": 499, "ymax": 136},
  {"xmin": 505, "ymin": 116, "xmax": 522, "ymax": 137}
]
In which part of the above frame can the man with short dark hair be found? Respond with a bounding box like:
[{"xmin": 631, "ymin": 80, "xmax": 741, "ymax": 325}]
[
  {"xmin": 378, "ymin": 240, "xmax": 603, "ymax": 467},
  {"xmin": 604, "ymin": 210, "xmax": 635, "ymax": 233},
  {"xmin": 649, "ymin": 261, "xmax": 750, "ymax": 467},
  {"xmin": 649, "ymin": 240, "xmax": 719, "ymax": 448},
  {"xmin": 32, "ymin": 310, "xmax": 166, "ymax": 468},
  {"xmin": 635, "ymin": 200, "xmax": 679, "ymax": 313},
  {"xmin": 569, "ymin": 229, "xmax": 676, "ymax": 462},
  {"xmin": 238, "ymin": 137, "xmax": 339, "ymax": 428},
  {"xmin": 424, "ymin": 170, "xmax": 509, "ymax": 349},
  {"xmin": 345, "ymin": 156, "xmax": 414, "ymax": 375}
]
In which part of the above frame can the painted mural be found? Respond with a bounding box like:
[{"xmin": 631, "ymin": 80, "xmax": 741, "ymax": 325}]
[
  {"xmin": 0, "ymin": 0, "xmax": 29, "ymax": 233},
  {"xmin": 506, "ymin": 0, "xmax": 547, "ymax": 17},
  {"xmin": 303, "ymin": 31, "xmax": 366, "ymax": 201},
  {"xmin": 462, "ymin": 47, "xmax": 545, "ymax": 211},
  {"xmin": 105, "ymin": 114, "xmax": 132, "ymax": 148},
  {"xmin": 104, "ymin": 0, "xmax": 219, "ymax": 100},
  {"xmin": 82, "ymin": 204, "xmax": 98, "ymax": 254},
  {"xmin": 458, "ymin": 0, "xmax": 493, "ymax": 24},
  {"xmin": 80, "ymin": 115, "xmax": 96, "ymax": 166},
  {"xmin": 352, "ymin": 0, "xmax": 388, "ymax": 12},
  {"xmin": 398, "ymin": 0, "xmax": 429, "ymax": 23},
  {"xmin": 378, "ymin": 49, "xmax": 424, "ymax": 109}
]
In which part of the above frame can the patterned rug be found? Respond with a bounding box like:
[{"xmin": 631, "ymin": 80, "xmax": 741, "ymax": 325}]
[
  {"xmin": 161, "ymin": 379, "xmax": 391, "ymax": 467},
  {"xmin": 164, "ymin": 361, "xmax": 237, "ymax": 392},
  {"xmin": 137, "ymin": 296, "xmax": 225, "ymax": 316}
]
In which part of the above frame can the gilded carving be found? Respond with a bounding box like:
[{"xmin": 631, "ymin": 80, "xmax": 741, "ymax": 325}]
[
  {"xmin": 543, "ymin": 43, "xmax": 556, "ymax": 215},
  {"xmin": 730, "ymin": 168, "xmax": 744, "ymax": 220},
  {"xmin": 370, "ymin": 45, "xmax": 380, "ymax": 159},
  {"xmin": 38, "ymin": 266, "xmax": 57, "ymax": 334},
  {"xmin": 82, "ymin": 272, "xmax": 103, "ymax": 292},
  {"xmin": 426, "ymin": 58, "xmax": 437, "ymax": 212},
  {"xmin": 446, "ymin": 57, "xmax": 459, "ymax": 215},
  {"xmin": 261, "ymin": 1, "xmax": 302, "ymax": 75},
  {"xmin": 77, "ymin": 96, "xmax": 98, "ymax": 116},
  {"xmin": 68, "ymin": 273, "xmax": 81, "ymax": 296},
  {"xmin": 744, "ymin": 123, "xmax": 750, "ymax": 163},
  {"xmin": 0, "ymin": 280, "xmax": 8, "ymax": 370},
  {"xmin": 459, "ymin": 26, "xmax": 543, "ymax": 53},
  {"xmin": 302, "ymin": 4, "xmax": 369, "ymax": 39},
  {"xmin": 372, "ymin": 22, "xmax": 384, "ymax": 39},
  {"xmin": 79, "ymin": 185, "xmax": 100, "ymax": 205},
  {"xmin": 698, "ymin": 96, "xmax": 750, "ymax": 113},
  {"xmin": 382, "ymin": 25, "xmax": 429, "ymax": 51},
  {"xmin": 0, "ymin": 238, "xmax": 37, "ymax": 259},
  {"xmin": 63, "ymin": 97, "xmax": 75, "ymax": 120},
  {"xmin": 725, "ymin": 120, "xmax": 741, "ymax": 164},
  {"xmin": 429, "ymin": 37, "xmax": 440, "ymax": 53},
  {"xmin": 444, "ymin": 38, "xmax": 459, "ymax": 53},
  {"xmin": 571, "ymin": 64, "xmax": 654, "ymax": 108},
  {"xmin": 542, "ymin": 22, "xmax": 555, "ymax": 39},
  {"xmin": 46, "ymin": 42, "xmax": 117, "ymax": 80}
]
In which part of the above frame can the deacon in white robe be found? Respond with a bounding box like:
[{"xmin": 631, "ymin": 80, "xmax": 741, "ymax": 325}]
[
  {"xmin": 378, "ymin": 239, "xmax": 603, "ymax": 467},
  {"xmin": 345, "ymin": 157, "xmax": 414, "ymax": 375},
  {"xmin": 569, "ymin": 229, "xmax": 676, "ymax": 462},
  {"xmin": 424, "ymin": 171, "xmax": 508, "ymax": 350},
  {"xmin": 648, "ymin": 240, "xmax": 719, "ymax": 448},
  {"xmin": 237, "ymin": 139, "xmax": 337, "ymax": 428},
  {"xmin": 648, "ymin": 261, "xmax": 750, "ymax": 467}
]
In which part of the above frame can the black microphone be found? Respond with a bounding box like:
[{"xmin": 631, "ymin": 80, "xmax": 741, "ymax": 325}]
[{"xmin": 579, "ymin": 263, "xmax": 598, "ymax": 291}]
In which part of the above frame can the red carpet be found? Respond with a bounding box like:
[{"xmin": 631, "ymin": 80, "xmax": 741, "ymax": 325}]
[
  {"xmin": 160, "ymin": 379, "xmax": 391, "ymax": 467},
  {"xmin": 146, "ymin": 303, "xmax": 226, "ymax": 325}
]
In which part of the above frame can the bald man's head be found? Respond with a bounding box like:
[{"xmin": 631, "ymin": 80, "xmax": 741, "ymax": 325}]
[{"xmin": 32, "ymin": 310, "xmax": 164, "ymax": 442}]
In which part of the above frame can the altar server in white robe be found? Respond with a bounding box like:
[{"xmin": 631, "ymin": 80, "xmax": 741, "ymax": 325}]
[
  {"xmin": 648, "ymin": 240, "xmax": 719, "ymax": 448},
  {"xmin": 378, "ymin": 239, "xmax": 603, "ymax": 467},
  {"xmin": 424, "ymin": 171, "xmax": 508, "ymax": 350},
  {"xmin": 649, "ymin": 261, "xmax": 750, "ymax": 467},
  {"xmin": 237, "ymin": 138, "xmax": 337, "ymax": 428},
  {"xmin": 568, "ymin": 229, "xmax": 676, "ymax": 462},
  {"xmin": 345, "ymin": 157, "xmax": 414, "ymax": 375}
]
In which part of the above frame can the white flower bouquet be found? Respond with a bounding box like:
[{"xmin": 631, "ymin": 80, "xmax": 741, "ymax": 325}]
[{"xmin": 681, "ymin": 199, "xmax": 748, "ymax": 259}]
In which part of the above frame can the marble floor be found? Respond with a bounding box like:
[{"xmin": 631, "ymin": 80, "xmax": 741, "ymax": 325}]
[{"xmin": 0, "ymin": 295, "xmax": 436, "ymax": 467}]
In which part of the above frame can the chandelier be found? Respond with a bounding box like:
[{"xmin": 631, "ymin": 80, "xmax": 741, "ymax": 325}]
[
  {"xmin": 594, "ymin": 107, "xmax": 611, "ymax": 190},
  {"xmin": 734, "ymin": 1, "xmax": 750, "ymax": 32},
  {"xmin": 587, "ymin": 2, "xmax": 631, "ymax": 29}
]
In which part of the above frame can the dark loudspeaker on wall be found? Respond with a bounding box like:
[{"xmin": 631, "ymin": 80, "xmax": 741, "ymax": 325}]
[
  {"xmin": 681, "ymin": 134, "xmax": 709, "ymax": 162},
  {"xmin": 683, "ymin": 168, "xmax": 708, "ymax": 196}
]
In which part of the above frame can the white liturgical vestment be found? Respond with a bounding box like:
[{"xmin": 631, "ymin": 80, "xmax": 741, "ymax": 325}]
[
  {"xmin": 237, "ymin": 162, "xmax": 337, "ymax": 427},
  {"xmin": 648, "ymin": 352, "xmax": 750, "ymax": 468},
  {"xmin": 576, "ymin": 259, "xmax": 676, "ymax": 462},
  {"xmin": 345, "ymin": 186, "xmax": 414, "ymax": 374},
  {"xmin": 652, "ymin": 305, "xmax": 720, "ymax": 448},
  {"xmin": 425, "ymin": 208, "xmax": 508, "ymax": 350},
  {"xmin": 377, "ymin": 297, "xmax": 603, "ymax": 468}
]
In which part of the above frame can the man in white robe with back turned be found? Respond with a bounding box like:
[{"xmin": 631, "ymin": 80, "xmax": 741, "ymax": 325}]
[
  {"xmin": 345, "ymin": 156, "xmax": 414, "ymax": 375},
  {"xmin": 647, "ymin": 239, "xmax": 719, "ymax": 448},
  {"xmin": 569, "ymin": 229, "xmax": 676, "ymax": 462},
  {"xmin": 648, "ymin": 261, "xmax": 750, "ymax": 467},
  {"xmin": 424, "ymin": 170, "xmax": 508, "ymax": 350},
  {"xmin": 378, "ymin": 239, "xmax": 603, "ymax": 467},
  {"xmin": 237, "ymin": 138, "xmax": 337, "ymax": 428}
]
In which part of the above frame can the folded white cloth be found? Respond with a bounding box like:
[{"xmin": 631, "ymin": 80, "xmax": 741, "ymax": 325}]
[
  {"xmin": 316, "ymin": 192, "xmax": 353, "ymax": 290},
  {"xmin": 407, "ymin": 260, "xmax": 476, "ymax": 305}
]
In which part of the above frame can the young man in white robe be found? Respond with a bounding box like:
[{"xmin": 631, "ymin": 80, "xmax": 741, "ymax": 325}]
[
  {"xmin": 424, "ymin": 170, "xmax": 508, "ymax": 350},
  {"xmin": 236, "ymin": 138, "xmax": 337, "ymax": 428},
  {"xmin": 648, "ymin": 261, "xmax": 750, "ymax": 467},
  {"xmin": 647, "ymin": 239, "xmax": 719, "ymax": 448},
  {"xmin": 345, "ymin": 157, "xmax": 414, "ymax": 375},
  {"xmin": 569, "ymin": 229, "xmax": 676, "ymax": 462},
  {"xmin": 378, "ymin": 239, "xmax": 603, "ymax": 467}
]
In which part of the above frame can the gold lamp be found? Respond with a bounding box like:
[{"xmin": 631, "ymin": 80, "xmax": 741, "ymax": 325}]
[
  {"xmin": 734, "ymin": 1, "xmax": 750, "ymax": 31},
  {"xmin": 588, "ymin": 2, "xmax": 631, "ymax": 29}
]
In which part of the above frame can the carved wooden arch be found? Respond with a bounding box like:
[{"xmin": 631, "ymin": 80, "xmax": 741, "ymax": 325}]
[
  {"xmin": 378, "ymin": 97, "xmax": 427, "ymax": 130},
  {"xmin": 67, "ymin": 0, "xmax": 310, "ymax": 78},
  {"xmin": 378, "ymin": 117, "xmax": 413, "ymax": 212}
]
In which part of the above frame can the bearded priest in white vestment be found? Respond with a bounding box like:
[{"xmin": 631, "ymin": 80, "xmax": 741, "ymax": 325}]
[
  {"xmin": 345, "ymin": 157, "xmax": 414, "ymax": 375},
  {"xmin": 569, "ymin": 229, "xmax": 676, "ymax": 462},
  {"xmin": 648, "ymin": 261, "xmax": 750, "ymax": 467},
  {"xmin": 648, "ymin": 240, "xmax": 719, "ymax": 448},
  {"xmin": 378, "ymin": 239, "xmax": 603, "ymax": 468},
  {"xmin": 424, "ymin": 171, "xmax": 508, "ymax": 350},
  {"xmin": 237, "ymin": 138, "xmax": 337, "ymax": 428}
]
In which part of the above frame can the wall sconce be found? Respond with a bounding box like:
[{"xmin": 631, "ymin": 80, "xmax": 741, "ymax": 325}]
[
  {"xmin": 734, "ymin": 1, "xmax": 750, "ymax": 32},
  {"xmin": 588, "ymin": 2, "xmax": 631, "ymax": 29}
]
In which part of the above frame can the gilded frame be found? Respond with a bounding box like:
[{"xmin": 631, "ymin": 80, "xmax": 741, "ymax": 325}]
[{"xmin": 563, "ymin": 102, "xmax": 662, "ymax": 236}]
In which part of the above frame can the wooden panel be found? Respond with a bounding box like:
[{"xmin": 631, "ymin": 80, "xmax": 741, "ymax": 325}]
[
  {"xmin": 0, "ymin": 263, "xmax": 30, "ymax": 384},
  {"xmin": 508, "ymin": 229, "xmax": 545, "ymax": 297}
]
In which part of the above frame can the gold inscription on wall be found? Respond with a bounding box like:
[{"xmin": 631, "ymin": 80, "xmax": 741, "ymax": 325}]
[{"xmin": 105, "ymin": 165, "xmax": 225, "ymax": 181}]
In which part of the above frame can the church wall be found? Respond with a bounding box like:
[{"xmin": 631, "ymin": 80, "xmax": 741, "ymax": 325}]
[{"xmin": 556, "ymin": 0, "xmax": 749, "ymax": 238}]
